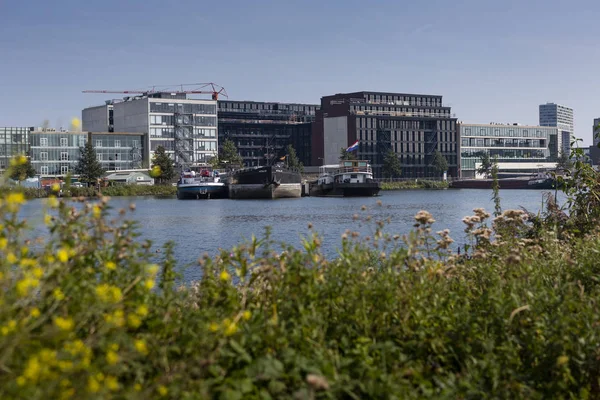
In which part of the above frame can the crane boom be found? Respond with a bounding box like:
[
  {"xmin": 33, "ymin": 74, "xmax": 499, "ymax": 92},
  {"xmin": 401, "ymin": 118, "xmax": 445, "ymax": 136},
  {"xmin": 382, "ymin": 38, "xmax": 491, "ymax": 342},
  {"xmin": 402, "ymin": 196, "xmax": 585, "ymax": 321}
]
[{"xmin": 82, "ymin": 82, "xmax": 228, "ymax": 100}]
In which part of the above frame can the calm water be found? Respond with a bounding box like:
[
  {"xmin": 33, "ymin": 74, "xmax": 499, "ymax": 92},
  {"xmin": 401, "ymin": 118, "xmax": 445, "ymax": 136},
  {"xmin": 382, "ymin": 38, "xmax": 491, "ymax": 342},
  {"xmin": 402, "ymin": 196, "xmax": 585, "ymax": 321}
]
[{"xmin": 19, "ymin": 189, "xmax": 566, "ymax": 282}]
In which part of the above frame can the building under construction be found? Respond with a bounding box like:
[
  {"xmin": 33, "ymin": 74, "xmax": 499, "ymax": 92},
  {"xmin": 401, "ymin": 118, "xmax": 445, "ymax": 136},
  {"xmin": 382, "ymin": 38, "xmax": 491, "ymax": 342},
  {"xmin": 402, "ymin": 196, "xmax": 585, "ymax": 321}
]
[
  {"xmin": 82, "ymin": 83, "xmax": 225, "ymax": 168},
  {"xmin": 217, "ymin": 101, "xmax": 318, "ymax": 167}
]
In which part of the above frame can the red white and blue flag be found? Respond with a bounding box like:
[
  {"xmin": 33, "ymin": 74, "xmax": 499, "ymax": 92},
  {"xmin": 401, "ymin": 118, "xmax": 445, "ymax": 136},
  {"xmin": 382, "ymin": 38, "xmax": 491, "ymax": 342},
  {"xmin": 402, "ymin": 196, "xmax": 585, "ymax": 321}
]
[{"xmin": 346, "ymin": 141, "xmax": 359, "ymax": 152}]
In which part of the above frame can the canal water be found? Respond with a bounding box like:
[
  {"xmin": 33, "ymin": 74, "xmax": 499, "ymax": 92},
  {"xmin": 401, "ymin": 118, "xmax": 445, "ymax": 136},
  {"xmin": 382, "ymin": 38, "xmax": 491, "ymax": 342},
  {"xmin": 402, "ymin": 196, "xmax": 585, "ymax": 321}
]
[{"xmin": 19, "ymin": 189, "xmax": 566, "ymax": 282}]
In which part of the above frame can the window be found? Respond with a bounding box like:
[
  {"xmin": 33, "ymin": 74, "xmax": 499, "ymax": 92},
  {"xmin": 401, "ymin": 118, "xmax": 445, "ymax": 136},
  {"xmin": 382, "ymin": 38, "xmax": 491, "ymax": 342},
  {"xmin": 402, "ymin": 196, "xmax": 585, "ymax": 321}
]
[
  {"xmin": 79, "ymin": 137, "xmax": 86, "ymax": 147},
  {"xmin": 97, "ymin": 153, "xmax": 103, "ymax": 161},
  {"xmin": 61, "ymin": 166, "xmax": 69, "ymax": 175},
  {"xmin": 96, "ymin": 140, "xmax": 102, "ymax": 148},
  {"xmin": 132, "ymin": 140, "xmax": 139, "ymax": 148},
  {"xmin": 60, "ymin": 152, "xmax": 68, "ymax": 161},
  {"xmin": 114, "ymin": 140, "xmax": 121, "ymax": 148},
  {"xmin": 41, "ymin": 166, "xmax": 49, "ymax": 175},
  {"xmin": 60, "ymin": 137, "xmax": 68, "ymax": 147},
  {"xmin": 40, "ymin": 152, "xmax": 48, "ymax": 161},
  {"xmin": 40, "ymin": 137, "xmax": 48, "ymax": 147}
]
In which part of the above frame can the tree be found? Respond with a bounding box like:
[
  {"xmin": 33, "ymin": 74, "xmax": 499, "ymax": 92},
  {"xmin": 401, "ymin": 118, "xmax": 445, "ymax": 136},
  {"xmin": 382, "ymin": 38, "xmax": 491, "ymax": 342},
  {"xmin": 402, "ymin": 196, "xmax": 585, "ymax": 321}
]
[
  {"xmin": 476, "ymin": 152, "xmax": 492, "ymax": 178},
  {"xmin": 150, "ymin": 146, "xmax": 175, "ymax": 185},
  {"xmin": 382, "ymin": 150, "xmax": 402, "ymax": 179},
  {"xmin": 213, "ymin": 139, "xmax": 243, "ymax": 168},
  {"xmin": 339, "ymin": 147, "xmax": 357, "ymax": 161},
  {"xmin": 432, "ymin": 150, "xmax": 449, "ymax": 176},
  {"xmin": 284, "ymin": 144, "xmax": 303, "ymax": 173},
  {"xmin": 556, "ymin": 151, "xmax": 572, "ymax": 170},
  {"xmin": 74, "ymin": 142, "xmax": 105, "ymax": 186},
  {"xmin": 9, "ymin": 155, "xmax": 36, "ymax": 183}
]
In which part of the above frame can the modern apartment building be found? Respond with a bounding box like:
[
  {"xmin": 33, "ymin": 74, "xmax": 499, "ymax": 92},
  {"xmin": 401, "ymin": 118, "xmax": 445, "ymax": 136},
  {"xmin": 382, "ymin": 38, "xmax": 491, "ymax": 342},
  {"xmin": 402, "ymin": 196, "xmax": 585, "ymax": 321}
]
[
  {"xmin": 539, "ymin": 103, "xmax": 574, "ymax": 157},
  {"xmin": 29, "ymin": 130, "xmax": 145, "ymax": 177},
  {"xmin": 312, "ymin": 91, "xmax": 458, "ymax": 178},
  {"xmin": 83, "ymin": 93, "xmax": 218, "ymax": 166},
  {"xmin": 217, "ymin": 101, "xmax": 317, "ymax": 167},
  {"xmin": 459, "ymin": 123, "xmax": 558, "ymax": 178},
  {"xmin": 0, "ymin": 127, "xmax": 32, "ymax": 172}
]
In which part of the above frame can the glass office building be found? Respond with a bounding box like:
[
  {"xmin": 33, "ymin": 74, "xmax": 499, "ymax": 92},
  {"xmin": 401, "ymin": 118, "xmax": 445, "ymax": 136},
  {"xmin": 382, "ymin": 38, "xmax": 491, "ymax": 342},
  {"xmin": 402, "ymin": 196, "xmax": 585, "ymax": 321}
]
[
  {"xmin": 0, "ymin": 127, "xmax": 32, "ymax": 172},
  {"xmin": 459, "ymin": 123, "xmax": 558, "ymax": 177}
]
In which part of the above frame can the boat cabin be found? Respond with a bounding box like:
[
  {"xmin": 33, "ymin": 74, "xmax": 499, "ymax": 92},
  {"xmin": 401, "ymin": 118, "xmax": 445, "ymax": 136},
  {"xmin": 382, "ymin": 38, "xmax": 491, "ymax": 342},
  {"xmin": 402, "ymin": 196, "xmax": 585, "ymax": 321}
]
[
  {"xmin": 179, "ymin": 166, "xmax": 222, "ymax": 185},
  {"xmin": 317, "ymin": 160, "xmax": 374, "ymax": 185}
]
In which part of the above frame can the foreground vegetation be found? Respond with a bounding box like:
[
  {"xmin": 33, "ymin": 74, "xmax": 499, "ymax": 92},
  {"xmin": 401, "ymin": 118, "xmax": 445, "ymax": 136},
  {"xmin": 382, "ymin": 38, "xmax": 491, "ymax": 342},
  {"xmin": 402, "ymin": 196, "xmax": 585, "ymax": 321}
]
[
  {"xmin": 380, "ymin": 179, "xmax": 449, "ymax": 190},
  {"xmin": 2, "ymin": 150, "xmax": 600, "ymax": 398}
]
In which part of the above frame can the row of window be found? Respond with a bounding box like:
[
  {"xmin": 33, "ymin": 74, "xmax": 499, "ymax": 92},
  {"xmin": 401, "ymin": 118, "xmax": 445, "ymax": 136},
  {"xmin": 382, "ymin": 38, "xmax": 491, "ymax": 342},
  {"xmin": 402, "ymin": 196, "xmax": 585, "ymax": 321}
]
[
  {"xmin": 149, "ymin": 102, "xmax": 217, "ymax": 115},
  {"xmin": 149, "ymin": 115, "xmax": 217, "ymax": 127},
  {"xmin": 462, "ymin": 128, "xmax": 551, "ymax": 138},
  {"xmin": 461, "ymin": 138, "xmax": 546, "ymax": 148},
  {"xmin": 219, "ymin": 102, "xmax": 317, "ymax": 114}
]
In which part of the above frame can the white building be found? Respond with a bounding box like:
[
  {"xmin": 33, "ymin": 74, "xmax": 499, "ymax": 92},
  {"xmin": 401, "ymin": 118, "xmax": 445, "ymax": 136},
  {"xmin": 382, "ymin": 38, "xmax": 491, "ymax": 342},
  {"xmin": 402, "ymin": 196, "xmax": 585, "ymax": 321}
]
[
  {"xmin": 459, "ymin": 123, "xmax": 558, "ymax": 178},
  {"xmin": 539, "ymin": 103, "xmax": 574, "ymax": 156},
  {"xmin": 83, "ymin": 93, "xmax": 218, "ymax": 167}
]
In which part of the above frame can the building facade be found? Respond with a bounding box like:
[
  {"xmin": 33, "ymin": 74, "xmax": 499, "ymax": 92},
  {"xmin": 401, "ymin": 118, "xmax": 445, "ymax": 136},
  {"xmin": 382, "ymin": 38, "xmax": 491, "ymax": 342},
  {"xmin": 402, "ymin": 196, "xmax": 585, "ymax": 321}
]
[
  {"xmin": 217, "ymin": 101, "xmax": 317, "ymax": 167},
  {"xmin": 29, "ymin": 130, "xmax": 146, "ymax": 177},
  {"xmin": 83, "ymin": 93, "xmax": 218, "ymax": 167},
  {"xmin": 539, "ymin": 103, "xmax": 574, "ymax": 157},
  {"xmin": 0, "ymin": 127, "xmax": 32, "ymax": 172},
  {"xmin": 312, "ymin": 91, "xmax": 458, "ymax": 178},
  {"xmin": 590, "ymin": 118, "xmax": 600, "ymax": 165},
  {"xmin": 459, "ymin": 123, "xmax": 558, "ymax": 178}
]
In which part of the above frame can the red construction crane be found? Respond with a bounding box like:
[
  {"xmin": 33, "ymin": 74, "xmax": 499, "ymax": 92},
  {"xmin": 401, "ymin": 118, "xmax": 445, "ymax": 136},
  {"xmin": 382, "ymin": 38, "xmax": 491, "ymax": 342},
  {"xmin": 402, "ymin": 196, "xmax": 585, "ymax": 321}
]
[{"xmin": 83, "ymin": 82, "xmax": 228, "ymax": 100}]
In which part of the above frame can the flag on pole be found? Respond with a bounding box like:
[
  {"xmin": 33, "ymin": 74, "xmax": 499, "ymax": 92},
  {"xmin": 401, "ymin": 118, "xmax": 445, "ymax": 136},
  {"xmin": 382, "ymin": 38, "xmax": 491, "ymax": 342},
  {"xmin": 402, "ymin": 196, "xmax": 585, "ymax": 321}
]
[
  {"xmin": 280, "ymin": 155, "xmax": 287, "ymax": 160},
  {"xmin": 346, "ymin": 141, "xmax": 359, "ymax": 152}
]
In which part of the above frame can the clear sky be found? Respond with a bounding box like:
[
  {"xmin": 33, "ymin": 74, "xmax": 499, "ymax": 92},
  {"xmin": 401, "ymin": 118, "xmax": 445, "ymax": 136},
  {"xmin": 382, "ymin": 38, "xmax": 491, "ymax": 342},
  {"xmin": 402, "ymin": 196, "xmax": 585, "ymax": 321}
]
[{"xmin": 2, "ymin": 0, "xmax": 599, "ymax": 144}]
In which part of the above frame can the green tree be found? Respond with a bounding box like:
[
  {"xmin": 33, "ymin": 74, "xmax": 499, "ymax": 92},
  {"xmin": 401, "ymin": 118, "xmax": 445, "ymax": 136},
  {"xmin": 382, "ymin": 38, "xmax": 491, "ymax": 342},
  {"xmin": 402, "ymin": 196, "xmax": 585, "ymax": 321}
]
[
  {"xmin": 556, "ymin": 151, "xmax": 572, "ymax": 170},
  {"xmin": 213, "ymin": 139, "xmax": 243, "ymax": 168},
  {"xmin": 284, "ymin": 144, "xmax": 303, "ymax": 173},
  {"xmin": 476, "ymin": 152, "xmax": 492, "ymax": 178},
  {"xmin": 151, "ymin": 146, "xmax": 175, "ymax": 185},
  {"xmin": 432, "ymin": 150, "xmax": 449, "ymax": 176},
  {"xmin": 339, "ymin": 147, "xmax": 357, "ymax": 161},
  {"xmin": 382, "ymin": 150, "xmax": 402, "ymax": 179},
  {"xmin": 9, "ymin": 155, "xmax": 36, "ymax": 183},
  {"xmin": 74, "ymin": 142, "xmax": 105, "ymax": 186}
]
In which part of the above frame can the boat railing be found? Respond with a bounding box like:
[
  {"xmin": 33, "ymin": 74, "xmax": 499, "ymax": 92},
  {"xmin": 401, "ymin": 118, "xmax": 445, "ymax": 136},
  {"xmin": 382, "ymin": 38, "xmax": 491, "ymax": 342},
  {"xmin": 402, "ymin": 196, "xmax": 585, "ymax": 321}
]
[{"xmin": 336, "ymin": 165, "xmax": 372, "ymax": 174}]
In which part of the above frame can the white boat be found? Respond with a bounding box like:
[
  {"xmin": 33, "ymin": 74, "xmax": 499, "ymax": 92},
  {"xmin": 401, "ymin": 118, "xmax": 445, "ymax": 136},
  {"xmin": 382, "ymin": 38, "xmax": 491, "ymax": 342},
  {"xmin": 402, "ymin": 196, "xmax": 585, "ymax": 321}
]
[
  {"xmin": 309, "ymin": 160, "xmax": 380, "ymax": 197},
  {"xmin": 176, "ymin": 168, "xmax": 227, "ymax": 199}
]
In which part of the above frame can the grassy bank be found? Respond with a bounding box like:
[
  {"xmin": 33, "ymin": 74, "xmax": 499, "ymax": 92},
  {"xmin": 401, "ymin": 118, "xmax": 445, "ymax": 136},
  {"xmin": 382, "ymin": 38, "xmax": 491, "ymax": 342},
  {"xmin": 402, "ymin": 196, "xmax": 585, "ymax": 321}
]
[
  {"xmin": 0, "ymin": 184, "xmax": 177, "ymax": 199},
  {"xmin": 380, "ymin": 179, "xmax": 449, "ymax": 190}
]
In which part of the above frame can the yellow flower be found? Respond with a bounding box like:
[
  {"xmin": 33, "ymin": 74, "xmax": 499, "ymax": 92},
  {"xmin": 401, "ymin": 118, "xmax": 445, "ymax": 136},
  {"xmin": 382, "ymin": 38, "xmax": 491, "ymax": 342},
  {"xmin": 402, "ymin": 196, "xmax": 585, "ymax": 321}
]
[
  {"xmin": 16, "ymin": 277, "xmax": 40, "ymax": 297},
  {"xmin": 57, "ymin": 248, "xmax": 69, "ymax": 263},
  {"xmin": 0, "ymin": 237, "xmax": 6, "ymax": 250},
  {"xmin": 128, "ymin": 314, "xmax": 142, "ymax": 329},
  {"xmin": 39, "ymin": 349, "xmax": 57, "ymax": 363},
  {"xmin": 10, "ymin": 154, "xmax": 27, "ymax": 166},
  {"xmin": 6, "ymin": 192, "xmax": 25, "ymax": 205},
  {"xmin": 136, "ymin": 305, "xmax": 149, "ymax": 318},
  {"xmin": 19, "ymin": 258, "xmax": 37, "ymax": 268},
  {"xmin": 51, "ymin": 183, "xmax": 61, "ymax": 192},
  {"xmin": 16, "ymin": 376, "xmax": 26, "ymax": 386},
  {"xmin": 0, "ymin": 271, "xmax": 3, "ymax": 280},
  {"xmin": 6, "ymin": 252, "xmax": 17, "ymax": 264},
  {"xmin": 30, "ymin": 308, "xmax": 41, "ymax": 318},
  {"xmin": 1, "ymin": 320, "xmax": 17, "ymax": 336},
  {"xmin": 104, "ymin": 309, "xmax": 125, "ymax": 327},
  {"xmin": 134, "ymin": 383, "xmax": 142, "ymax": 391},
  {"xmin": 242, "ymin": 310, "xmax": 252, "ymax": 321},
  {"xmin": 106, "ymin": 350, "xmax": 119, "ymax": 365},
  {"xmin": 59, "ymin": 388, "xmax": 75, "ymax": 400},
  {"xmin": 47, "ymin": 196, "xmax": 59, "ymax": 208},
  {"xmin": 105, "ymin": 261, "xmax": 116, "ymax": 270},
  {"xmin": 87, "ymin": 376, "xmax": 101, "ymax": 393},
  {"xmin": 134, "ymin": 339, "xmax": 148, "ymax": 355},
  {"xmin": 23, "ymin": 356, "xmax": 41, "ymax": 381},
  {"xmin": 105, "ymin": 375, "xmax": 119, "ymax": 391},
  {"xmin": 224, "ymin": 321, "xmax": 238, "ymax": 336},
  {"xmin": 219, "ymin": 270, "xmax": 230, "ymax": 281},
  {"xmin": 53, "ymin": 316, "xmax": 74, "ymax": 331},
  {"xmin": 208, "ymin": 322, "xmax": 219, "ymax": 332},
  {"xmin": 53, "ymin": 288, "xmax": 65, "ymax": 301},
  {"xmin": 92, "ymin": 205, "xmax": 101, "ymax": 218},
  {"xmin": 44, "ymin": 214, "xmax": 53, "ymax": 225},
  {"xmin": 32, "ymin": 267, "xmax": 44, "ymax": 279},
  {"xmin": 144, "ymin": 279, "xmax": 155, "ymax": 290},
  {"xmin": 21, "ymin": 246, "xmax": 29, "ymax": 256},
  {"xmin": 95, "ymin": 284, "xmax": 123, "ymax": 303},
  {"xmin": 146, "ymin": 264, "xmax": 159, "ymax": 276},
  {"xmin": 158, "ymin": 385, "xmax": 168, "ymax": 396},
  {"xmin": 557, "ymin": 355, "xmax": 569, "ymax": 366}
]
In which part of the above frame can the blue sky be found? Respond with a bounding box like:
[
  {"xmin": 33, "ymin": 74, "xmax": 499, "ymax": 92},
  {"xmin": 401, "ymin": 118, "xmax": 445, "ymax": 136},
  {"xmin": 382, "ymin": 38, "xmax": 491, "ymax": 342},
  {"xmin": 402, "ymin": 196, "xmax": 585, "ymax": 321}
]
[{"xmin": 2, "ymin": 0, "xmax": 599, "ymax": 144}]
